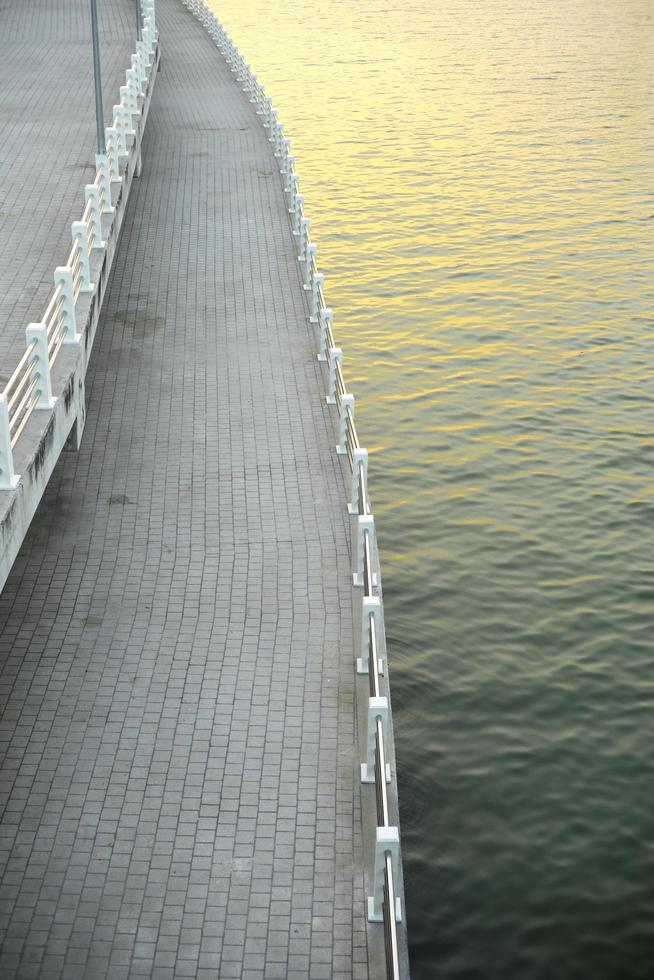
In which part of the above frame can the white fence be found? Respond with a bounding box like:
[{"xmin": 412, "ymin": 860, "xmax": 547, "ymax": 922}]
[
  {"xmin": 0, "ymin": 2, "xmax": 158, "ymax": 491},
  {"xmin": 181, "ymin": 2, "xmax": 408, "ymax": 977}
]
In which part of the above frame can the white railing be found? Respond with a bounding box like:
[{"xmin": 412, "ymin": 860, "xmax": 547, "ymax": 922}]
[
  {"xmin": 0, "ymin": 2, "xmax": 158, "ymax": 491},
  {"xmin": 182, "ymin": 3, "xmax": 407, "ymax": 976}
]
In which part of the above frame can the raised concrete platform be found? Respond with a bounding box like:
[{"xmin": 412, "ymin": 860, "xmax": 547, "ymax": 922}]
[{"xmin": 0, "ymin": 0, "xmax": 386, "ymax": 976}]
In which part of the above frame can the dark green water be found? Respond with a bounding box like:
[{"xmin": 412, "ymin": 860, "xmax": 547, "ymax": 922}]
[{"xmin": 211, "ymin": 1, "xmax": 654, "ymax": 975}]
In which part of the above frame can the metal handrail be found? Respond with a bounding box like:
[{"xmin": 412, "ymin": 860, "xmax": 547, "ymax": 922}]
[
  {"xmin": 11, "ymin": 391, "xmax": 40, "ymax": 448},
  {"xmin": 4, "ymin": 341, "xmax": 38, "ymax": 402},
  {"xmin": 346, "ymin": 408, "xmax": 358, "ymax": 457},
  {"xmin": 363, "ymin": 528, "xmax": 373, "ymax": 597},
  {"xmin": 356, "ymin": 461, "xmax": 370, "ymax": 516},
  {"xmin": 8, "ymin": 367, "xmax": 38, "ymax": 430},
  {"xmin": 48, "ymin": 321, "xmax": 68, "ymax": 368},
  {"xmin": 45, "ymin": 297, "xmax": 66, "ymax": 340},
  {"xmin": 43, "ymin": 281, "xmax": 64, "ymax": 328},
  {"xmin": 383, "ymin": 855, "xmax": 401, "ymax": 980},
  {"xmin": 72, "ymin": 265, "xmax": 83, "ymax": 302},
  {"xmin": 375, "ymin": 716, "xmax": 390, "ymax": 828},
  {"xmin": 335, "ymin": 361, "xmax": 346, "ymax": 398},
  {"xmin": 67, "ymin": 240, "xmax": 79, "ymax": 270},
  {"xmin": 368, "ymin": 615, "xmax": 381, "ymax": 699},
  {"xmin": 375, "ymin": 682, "xmax": 401, "ymax": 980}
]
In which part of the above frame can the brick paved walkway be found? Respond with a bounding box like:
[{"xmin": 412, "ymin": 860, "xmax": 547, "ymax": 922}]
[
  {"xmin": 0, "ymin": 0, "xmax": 138, "ymax": 377},
  {"xmin": 0, "ymin": 1, "xmax": 370, "ymax": 978}
]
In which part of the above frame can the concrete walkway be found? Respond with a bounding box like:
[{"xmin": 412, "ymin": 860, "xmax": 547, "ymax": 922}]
[
  {"xmin": 0, "ymin": 1, "xmax": 371, "ymax": 978},
  {"xmin": 0, "ymin": 0, "xmax": 137, "ymax": 376}
]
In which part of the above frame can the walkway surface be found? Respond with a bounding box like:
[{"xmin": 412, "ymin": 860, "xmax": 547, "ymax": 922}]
[
  {"xmin": 0, "ymin": 0, "xmax": 137, "ymax": 377},
  {"xmin": 0, "ymin": 1, "xmax": 370, "ymax": 978}
]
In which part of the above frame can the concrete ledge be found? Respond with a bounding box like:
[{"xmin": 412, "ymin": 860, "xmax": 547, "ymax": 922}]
[{"xmin": 0, "ymin": 42, "xmax": 161, "ymax": 593}]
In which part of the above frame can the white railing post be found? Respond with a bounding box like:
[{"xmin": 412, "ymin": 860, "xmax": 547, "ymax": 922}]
[
  {"xmin": 126, "ymin": 69, "xmax": 140, "ymax": 116},
  {"xmin": 71, "ymin": 223, "xmax": 93, "ymax": 293},
  {"xmin": 143, "ymin": 15, "xmax": 155, "ymax": 55},
  {"xmin": 96, "ymin": 154, "xmax": 114, "ymax": 214},
  {"xmin": 310, "ymin": 271, "xmax": 324, "ymax": 322},
  {"xmin": 350, "ymin": 448, "xmax": 369, "ymax": 514},
  {"xmin": 284, "ymin": 156, "xmax": 296, "ymax": 194},
  {"xmin": 358, "ymin": 595, "xmax": 382, "ymax": 676},
  {"xmin": 288, "ymin": 173, "xmax": 299, "ymax": 211},
  {"xmin": 318, "ymin": 307, "xmax": 332, "ymax": 362},
  {"xmin": 368, "ymin": 828, "xmax": 402, "ymax": 923},
  {"xmin": 125, "ymin": 94, "xmax": 141, "ymax": 141},
  {"xmin": 54, "ymin": 268, "xmax": 80, "ymax": 344},
  {"xmin": 326, "ymin": 347, "xmax": 342, "ymax": 405},
  {"xmin": 25, "ymin": 323, "xmax": 56, "ymax": 410},
  {"xmin": 138, "ymin": 36, "xmax": 152, "ymax": 73},
  {"xmin": 84, "ymin": 185, "xmax": 105, "ymax": 250},
  {"xmin": 269, "ymin": 110, "xmax": 278, "ymax": 143},
  {"xmin": 105, "ymin": 128, "xmax": 121, "ymax": 182},
  {"xmin": 144, "ymin": 0, "xmax": 156, "ymax": 32},
  {"xmin": 353, "ymin": 514, "xmax": 378, "ymax": 588},
  {"xmin": 361, "ymin": 695, "xmax": 390, "ymax": 783},
  {"xmin": 298, "ymin": 217, "xmax": 310, "ymax": 263},
  {"xmin": 304, "ymin": 242, "xmax": 316, "ymax": 287},
  {"xmin": 113, "ymin": 103, "xmax": 127, "ymax": 158},
  {"xmin": 264, "ymin": 96, "xmax": 273, "ymax": 129},
  {"xmin": 337, "ymin": 393, "xmax": 354, "ymax": 454},
  {"xmin": 293, "ymin": 194, "xmax": 304, "ymax": 237},
  {"xmin": 119, "ymin": 90, "xmax": 136, "ymax": 138},
  {"xmin": 132, "ymin": 52, "xmax": 145, "ymax": 93},
  {"xmin": 142, "ymin": 29, "xmax": 152, "ymax": 67},
  {"xmin": 0, "ymin": 395, "xmax": 19, "ymax": 490},
  {"xmin": 279, "ymin": 137, "xmax": 291, "ymax": 174},
  {"xmin": 146, "ymin": 13, "xmax": 155, "ymax": 48},
  {"xmin": 274, "ymin": 121, "xmax": 284, "ymax": 156}
]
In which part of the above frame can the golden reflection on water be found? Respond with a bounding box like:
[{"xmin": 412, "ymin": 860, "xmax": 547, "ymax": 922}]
[{"xmin": 208, "ymin": 2, "xmax": 654, "ymax": 977}]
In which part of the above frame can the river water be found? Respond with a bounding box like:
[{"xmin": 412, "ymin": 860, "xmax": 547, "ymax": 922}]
[{"xmin": 208, "ymin": 2, "xmax": 654, "ymax": 976}]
